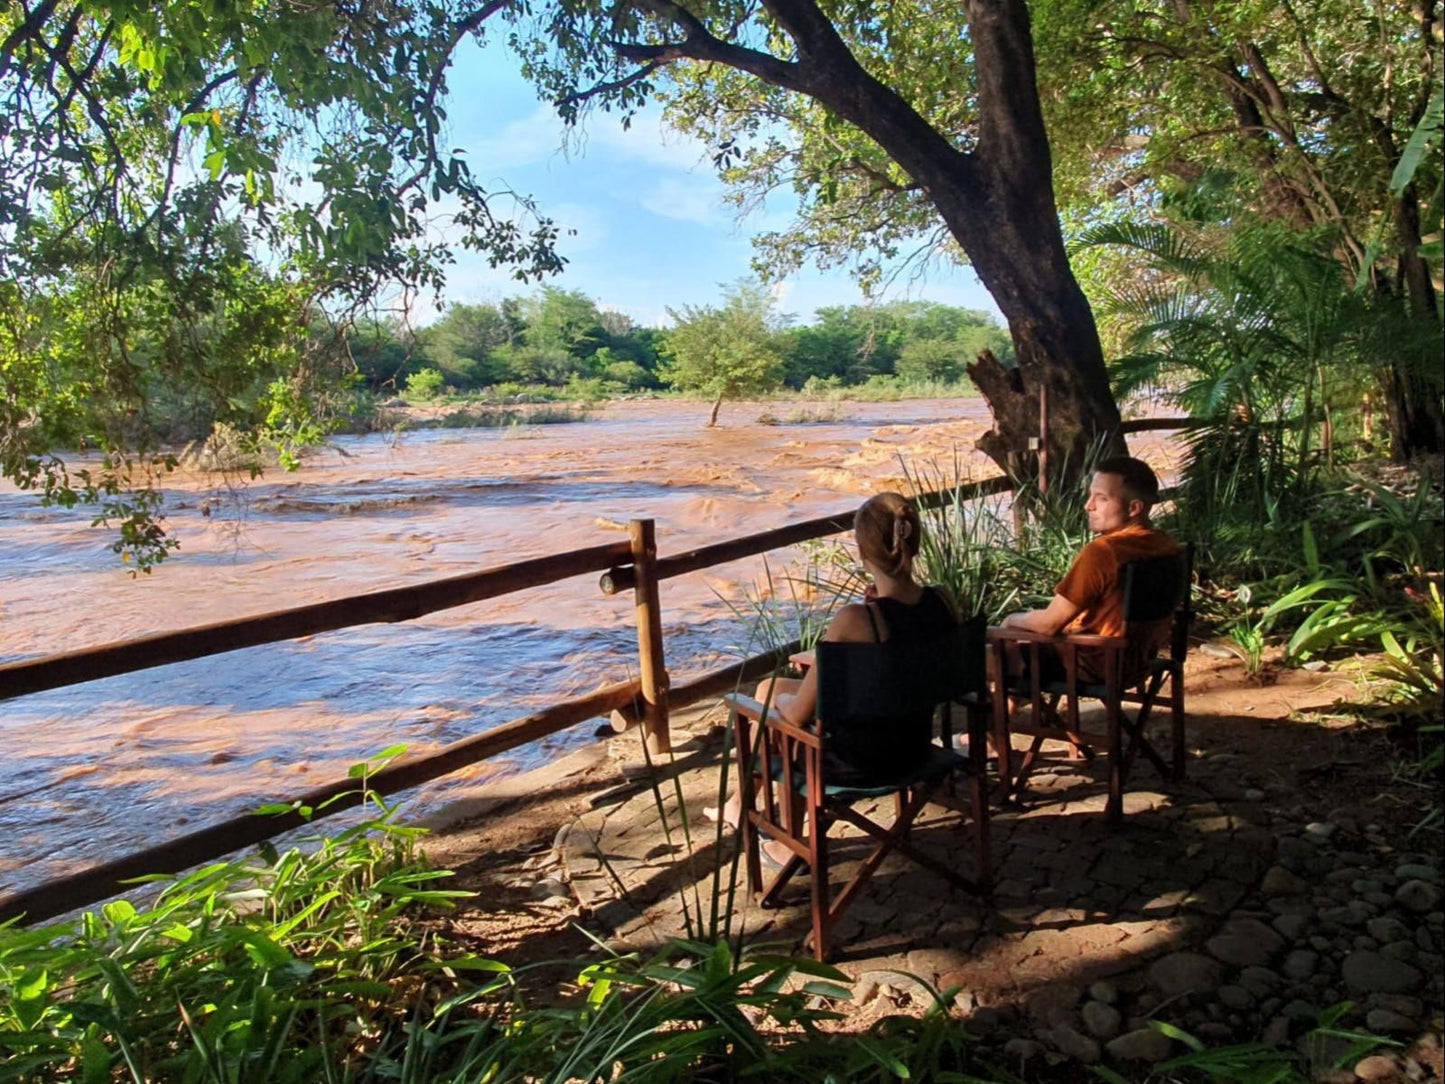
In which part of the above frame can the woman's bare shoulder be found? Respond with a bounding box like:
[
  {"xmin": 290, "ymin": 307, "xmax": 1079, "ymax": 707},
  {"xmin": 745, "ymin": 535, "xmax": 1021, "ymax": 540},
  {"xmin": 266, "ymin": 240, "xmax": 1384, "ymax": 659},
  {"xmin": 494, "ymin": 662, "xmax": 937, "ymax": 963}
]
[{"xmin": 824, "ymin": 602, "xmax": 876, "ymax": 643}]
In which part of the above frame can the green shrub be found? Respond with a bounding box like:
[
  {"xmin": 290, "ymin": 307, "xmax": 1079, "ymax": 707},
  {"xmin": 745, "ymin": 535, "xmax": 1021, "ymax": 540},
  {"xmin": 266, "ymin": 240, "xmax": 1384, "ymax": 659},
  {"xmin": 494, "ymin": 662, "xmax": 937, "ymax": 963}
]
[{"xmin": 403, "ymin": 367, "xmax": 446, "ymax": 400}]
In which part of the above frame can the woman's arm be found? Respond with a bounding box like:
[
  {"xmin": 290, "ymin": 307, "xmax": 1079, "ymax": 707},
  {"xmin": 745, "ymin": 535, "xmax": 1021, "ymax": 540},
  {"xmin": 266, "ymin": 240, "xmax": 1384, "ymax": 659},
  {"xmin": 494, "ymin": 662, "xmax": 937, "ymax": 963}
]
[{"xmin": 775, "ymin": 603, "xmax": 874, "ymax": 725}]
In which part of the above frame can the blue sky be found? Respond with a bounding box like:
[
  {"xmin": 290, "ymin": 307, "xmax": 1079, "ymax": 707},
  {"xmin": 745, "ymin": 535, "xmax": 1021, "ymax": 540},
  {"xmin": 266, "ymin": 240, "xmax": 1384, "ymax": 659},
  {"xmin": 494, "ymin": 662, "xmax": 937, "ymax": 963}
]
[{"xmin": 411, "ymin": 38, "xmax": 1001, "ymax": 329}]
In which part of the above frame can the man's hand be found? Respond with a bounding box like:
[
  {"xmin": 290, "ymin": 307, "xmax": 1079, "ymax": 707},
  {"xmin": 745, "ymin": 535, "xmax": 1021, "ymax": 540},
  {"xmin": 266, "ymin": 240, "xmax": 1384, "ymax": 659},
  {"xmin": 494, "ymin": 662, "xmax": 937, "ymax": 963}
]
[{"xmin": 1002, "ymin": 594, "xmax": 1082, "ymax": 636}]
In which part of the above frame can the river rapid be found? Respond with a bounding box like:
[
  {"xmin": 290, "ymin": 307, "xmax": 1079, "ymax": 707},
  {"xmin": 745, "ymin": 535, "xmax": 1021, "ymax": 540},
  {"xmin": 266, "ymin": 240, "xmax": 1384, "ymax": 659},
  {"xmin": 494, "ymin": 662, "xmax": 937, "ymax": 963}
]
[{"xmin": 2, "ymin": 397, "xmax": 1039, "ymax": 895}]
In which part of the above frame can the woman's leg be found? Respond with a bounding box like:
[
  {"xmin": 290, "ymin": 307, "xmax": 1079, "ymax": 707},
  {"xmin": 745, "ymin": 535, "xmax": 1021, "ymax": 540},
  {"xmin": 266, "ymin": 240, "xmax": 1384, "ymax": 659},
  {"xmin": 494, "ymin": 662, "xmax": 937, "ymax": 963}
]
[{"xmin": 706, "ymin": 677, "xmax": 805, "ymax": 829}]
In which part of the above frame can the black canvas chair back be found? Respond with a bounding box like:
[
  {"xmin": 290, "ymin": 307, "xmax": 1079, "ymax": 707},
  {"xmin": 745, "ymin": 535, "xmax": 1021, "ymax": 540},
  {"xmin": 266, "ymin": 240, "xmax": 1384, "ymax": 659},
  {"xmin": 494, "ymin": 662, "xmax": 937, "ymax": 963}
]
[
  {"xmin": 1120, "ymin": 550, "xmax": 1190, "ymax": 680},
  {"xmin": 815, "ymin": 618, "xmax": 986, "ymax": 783}
]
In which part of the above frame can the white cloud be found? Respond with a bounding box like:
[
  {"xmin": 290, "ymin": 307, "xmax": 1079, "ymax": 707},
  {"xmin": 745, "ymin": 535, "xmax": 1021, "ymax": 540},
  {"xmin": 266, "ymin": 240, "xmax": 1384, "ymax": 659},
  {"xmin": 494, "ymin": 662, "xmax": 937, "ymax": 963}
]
[{"xmin": 637, "ymin": 176, "xmax": 723, "ymax": 225}]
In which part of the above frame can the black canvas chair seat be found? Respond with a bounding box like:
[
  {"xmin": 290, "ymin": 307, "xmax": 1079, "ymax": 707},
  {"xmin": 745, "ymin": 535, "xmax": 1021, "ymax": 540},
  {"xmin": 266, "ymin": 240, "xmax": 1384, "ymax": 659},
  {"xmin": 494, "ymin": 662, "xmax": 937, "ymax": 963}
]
[
  {"xmin": 987, "ymin": 546, "xmax": 1193, "ymax": 822},
  {"xmin": 725, "ymin": 618, "xmax": 990, "ymax": 961}
]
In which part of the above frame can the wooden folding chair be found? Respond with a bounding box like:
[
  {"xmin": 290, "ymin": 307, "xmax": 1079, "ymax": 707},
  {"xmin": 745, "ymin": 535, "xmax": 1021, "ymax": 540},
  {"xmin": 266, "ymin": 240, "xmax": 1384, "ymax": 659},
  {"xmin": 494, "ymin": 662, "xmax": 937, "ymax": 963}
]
[
  {"xmin": 723, "ymin": 620, "xmax": 990, "ymax": 961},
  {"xmin": 987, "ymin": 545, "xmax": 1193, "ymax": 822}
]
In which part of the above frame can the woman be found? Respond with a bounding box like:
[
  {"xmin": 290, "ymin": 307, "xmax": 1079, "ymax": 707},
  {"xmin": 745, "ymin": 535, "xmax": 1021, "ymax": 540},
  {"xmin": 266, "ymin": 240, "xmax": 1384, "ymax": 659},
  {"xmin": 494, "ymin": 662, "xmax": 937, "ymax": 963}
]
[{"xmin": 709, "ymin": 491, "xmax": 958, "ymax": 837}]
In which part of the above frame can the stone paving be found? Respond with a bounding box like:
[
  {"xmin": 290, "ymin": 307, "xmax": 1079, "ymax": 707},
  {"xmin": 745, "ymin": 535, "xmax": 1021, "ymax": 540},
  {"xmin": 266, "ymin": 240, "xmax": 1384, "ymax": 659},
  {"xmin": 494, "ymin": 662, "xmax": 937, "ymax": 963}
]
[{"xmin": 513, "ymin": 658, "xmax": 1443, "ymax": 1076}]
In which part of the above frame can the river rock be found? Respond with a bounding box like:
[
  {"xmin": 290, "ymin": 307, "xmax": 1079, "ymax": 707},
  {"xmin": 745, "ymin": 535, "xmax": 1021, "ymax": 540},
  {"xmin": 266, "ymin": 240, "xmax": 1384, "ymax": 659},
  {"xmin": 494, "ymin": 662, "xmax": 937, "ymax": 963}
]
[
  {"xmin": 1150, "ymin": 952, "xmax": 1224, "ymax": 997},
  {"xmin": 1089, "ymin": 980, "xmax": 1118, "ymax": 1005},
  {"xmin": 1003, "ymin": 1038, "xmax": 1043, "ymax": 1062},
  {"xmin": 1273, "ymin": 912, "xmax": 1312, "ymax": 941},
  {"xmin": 1046, "ymin": 1024, "xmax": 1101, "ymax": 1063},
  {"xmin": 1304, "ymin": 821, "xmax": 1337, "ymax": 844},
  {"xmin": 1262, "ymin": 865, "xmax": 1310, "ymax": 896},
  {"xmin": 1341, "ymin": 951, "xmax": 1423, "ymax": 995},
  {"xmin": 1395, "ymin": 879, "xmax": 1442, "ymax": 914},
  {"xmin": 1368, "ymin": 917, "xmax": 1411, "ymax": 944},
  {"xmin": 1106, "ymin": 1027, "xmax": 1174, "ymax": 1062},
  {"xmin": 1395, "ymin": 862, "xmax": 1441, "ymax": 883},
  {"xmin": 1082, "ymin": 1000, "xmax": 1122, "ymax": 1040},
  {"xmin": 1218, "ymin": 984, "xmax": 1254, "ymax": 1010},
  {"xmin": 1240, "ymin": 966, "xmax": 1285, "ymax": 996},
  {"xmin": 1207, "ymin": 917, "xmax": 1285, "ymax": 967},
  {"xmin": 1261, "ymin": 1016, "xmax": 1291, "ymax": 1046},
  {"xmin": 1282, "ymin": 949, "xmax": 1319, "ymax": 981},
  {"xmin": 1365, "ymin": 1008, "xmax": 1417, "ymax": 1035},
  {"xmin": 1353, "ymin": 1054, "xmax": 1401, "ymax": 1083}
]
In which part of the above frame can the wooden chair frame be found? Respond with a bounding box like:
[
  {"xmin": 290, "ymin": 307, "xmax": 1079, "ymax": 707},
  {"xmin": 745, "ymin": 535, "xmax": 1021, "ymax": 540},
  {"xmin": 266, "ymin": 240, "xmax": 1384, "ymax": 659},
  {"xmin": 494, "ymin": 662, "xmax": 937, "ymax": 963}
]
[
  {"xmin": 986, "ymin": 547, "xmax": 1192, "ymax": 822},
  {"xmin": 722, "ymin": 684, "xmax": 991, "ymax": 962}
]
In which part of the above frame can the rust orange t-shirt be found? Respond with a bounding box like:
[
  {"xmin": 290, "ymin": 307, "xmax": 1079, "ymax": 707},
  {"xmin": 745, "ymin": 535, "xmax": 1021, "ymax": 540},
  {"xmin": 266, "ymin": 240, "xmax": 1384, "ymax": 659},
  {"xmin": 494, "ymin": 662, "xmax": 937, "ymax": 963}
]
[{"xmin": 1055, "ymin": 524, "xmax": 1181, "ymax": 639}]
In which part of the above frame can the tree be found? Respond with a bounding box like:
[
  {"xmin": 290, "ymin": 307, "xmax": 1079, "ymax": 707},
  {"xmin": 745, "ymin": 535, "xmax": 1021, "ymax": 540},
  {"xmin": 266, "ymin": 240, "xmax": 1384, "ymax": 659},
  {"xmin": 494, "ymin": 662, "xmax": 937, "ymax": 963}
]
[
  {"xmin": 526, "ymin": 0, "xmax": 1124, "ymax": 470},
  {"xmin": 1, "ymin": 0, "xmax": 561, "ymax": 565},
  {"xmin": 660, "ymin": 282, "xmax": 784, "ymax": 425},
  {"xmin": 1028, "ymin": 0, "xmax": 1443, "ymax": 457}
]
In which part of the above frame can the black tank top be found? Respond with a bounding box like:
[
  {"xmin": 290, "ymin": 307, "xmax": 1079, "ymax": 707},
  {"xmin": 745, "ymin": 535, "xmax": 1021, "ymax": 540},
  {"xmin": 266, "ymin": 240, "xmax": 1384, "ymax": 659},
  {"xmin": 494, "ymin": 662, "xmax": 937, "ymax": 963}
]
[{"xmin": 867, "ymin": 587, "xmax": 955, "ymax": 643}]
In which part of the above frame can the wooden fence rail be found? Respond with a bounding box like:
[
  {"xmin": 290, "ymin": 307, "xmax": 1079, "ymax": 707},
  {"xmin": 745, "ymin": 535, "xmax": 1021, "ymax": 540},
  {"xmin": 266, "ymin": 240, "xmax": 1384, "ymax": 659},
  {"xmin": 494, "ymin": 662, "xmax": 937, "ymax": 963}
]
[{"xmin": 0, "ymin": 415, "xmax": 1194, "ymax": 925}]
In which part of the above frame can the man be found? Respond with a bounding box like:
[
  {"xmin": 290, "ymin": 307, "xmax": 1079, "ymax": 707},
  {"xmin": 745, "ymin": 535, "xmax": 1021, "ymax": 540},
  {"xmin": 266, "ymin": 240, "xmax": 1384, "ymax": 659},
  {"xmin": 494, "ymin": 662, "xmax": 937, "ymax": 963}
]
[{"xmin": 1003, "ymin": 456, "xmax": 1180, "ymax": 681}]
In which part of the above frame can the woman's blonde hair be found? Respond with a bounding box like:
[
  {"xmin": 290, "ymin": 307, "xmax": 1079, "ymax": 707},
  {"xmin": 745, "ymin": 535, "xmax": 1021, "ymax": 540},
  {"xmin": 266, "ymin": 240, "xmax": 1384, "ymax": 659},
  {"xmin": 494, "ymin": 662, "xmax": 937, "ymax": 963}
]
[{"xmin": 854, "ymin": 492, "xmax": 921, "ymax": 578}]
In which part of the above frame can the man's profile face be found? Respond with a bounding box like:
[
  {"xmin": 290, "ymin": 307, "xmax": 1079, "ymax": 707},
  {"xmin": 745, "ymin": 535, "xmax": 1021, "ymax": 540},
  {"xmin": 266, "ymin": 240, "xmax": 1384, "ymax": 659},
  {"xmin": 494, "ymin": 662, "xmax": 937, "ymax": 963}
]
[{"xmin": 1085, "ymin": 471, "xmax": 1139, "ymax": 534}]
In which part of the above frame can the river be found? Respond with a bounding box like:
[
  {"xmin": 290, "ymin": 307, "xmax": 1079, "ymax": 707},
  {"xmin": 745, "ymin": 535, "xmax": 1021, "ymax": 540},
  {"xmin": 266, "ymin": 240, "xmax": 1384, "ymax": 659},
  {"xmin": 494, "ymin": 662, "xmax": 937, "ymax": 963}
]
[{"xmin": 3, "ymin": 397, "xmax": 1050, "ymax": 895}]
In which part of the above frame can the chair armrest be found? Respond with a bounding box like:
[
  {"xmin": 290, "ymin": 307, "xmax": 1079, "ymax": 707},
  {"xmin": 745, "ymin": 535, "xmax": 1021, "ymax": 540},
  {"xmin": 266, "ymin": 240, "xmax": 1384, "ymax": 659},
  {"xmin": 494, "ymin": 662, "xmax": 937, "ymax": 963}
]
[
  {"xmin": 722, "ymin": 693, "xmax": 820, "ymax": 748},
  {"xmin": 986, "ymin": 626, "xmax": 1126, "ymax": 649}
]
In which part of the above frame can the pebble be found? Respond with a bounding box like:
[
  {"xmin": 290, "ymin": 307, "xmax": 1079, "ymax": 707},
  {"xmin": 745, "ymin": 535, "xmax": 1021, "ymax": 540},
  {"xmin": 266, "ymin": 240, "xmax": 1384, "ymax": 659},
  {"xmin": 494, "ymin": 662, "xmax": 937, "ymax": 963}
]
[
  {"xmin": 1207, "ymin": 917, "xmax": 1284, "ymax": 967},
  {"xmin": 1273, "ymin": 912, "xmax": 1311, "ymax": 940},
  {"xmin": 1395, "ymin": 879, "xmax": 1443, "ymax": 914},
  {"xmin": 1395, "ymin": 863, "xmax": 1441, "ymax": 883},
  {"xmin": 1341, "ymin": 950, "xmax": 1423, "ymax": 995},
  {"xmin": 1282, "ymin": 998, "xmax": 1318, "ymax": 1022},
  {"xmin": 1369, "ymin": 917, "xmax": 1411, "ymax": 943},
  {"xmin": 1262, "ymin": 865, "xmax": 1310, "ymax": 896},
  {"xmin": 1240, "ymin": 966, "xmax": 1285, "ymax": 996},
  {"xmin": 1082, "ymin": 1000, "xmax": 1122, "ymax": 1040},
  {"xmin": 1261, "ymin": 1016, "xmax": 1292, "ymax": 1046},
  {"xmin": 1149, "ymin": 952, "xmax": 1224, "ymax": 997},
  {"xmin": 1218, "ymin": 984, "xmax": 1254, "ymax": 1010},
  {"xmin": 1105, "ymin": 1027, "xmax": 1174, "ymax": 1063},
  {"xmin": 1003, "ymin": 1038, "xmax": 1043, "ymax": 1062},
  {"xmin": 1283, "ymin": 949, "xmax": 1319, "ymax": 981},
  {"xmin": 1365, "ymin": 1008, "xmax": 1417, "ymax": 1035},
  {"xmin": 1354, "ymin": 1054, "xmax": 1401, "ymax": 1082},
  {"xmin": 1089, "ymin": 980, "xmax": 1118, "ymax": 1005},
  {"xmin": 1046, "ymin": 1024, "xmax": 1101, "ymax": 1063},
  {"xmin": 1304, "ymin": 821, "xmax": 1338, "ymax": 844},
  {"xmin": 1245, "ymin": 788, "xmax": 1266, "ymax": 801}
]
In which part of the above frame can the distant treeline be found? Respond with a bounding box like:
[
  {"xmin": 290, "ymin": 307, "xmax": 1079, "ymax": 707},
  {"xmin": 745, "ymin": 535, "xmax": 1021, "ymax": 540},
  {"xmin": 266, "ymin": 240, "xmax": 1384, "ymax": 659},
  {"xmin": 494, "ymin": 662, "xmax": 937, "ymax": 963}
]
[{"xmin": 351, "ymin": 287, "xmax": 1012, "ymax": 396}]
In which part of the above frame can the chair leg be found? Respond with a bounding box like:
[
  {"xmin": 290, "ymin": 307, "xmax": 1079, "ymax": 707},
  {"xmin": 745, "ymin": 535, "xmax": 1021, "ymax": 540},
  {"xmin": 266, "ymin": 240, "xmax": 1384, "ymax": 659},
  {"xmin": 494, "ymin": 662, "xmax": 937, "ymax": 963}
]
[
  {"xmin": 1171, "ymin": 670, "xmax": 1186, "ymax": 780},
  {"xmin": 808, "ymin": 793, "xmax": 829, "ymax": 962},
  {"xmin": 967, "ymin": 704, "xmax": 992, "ymax": 893},
  {"xmin": 1106, "ymin": 695, "xmax": 1124, "ymax": 824},
  {"xmin": 989, "ymin": 649, "xmax": 1012, "ymax": 803}
]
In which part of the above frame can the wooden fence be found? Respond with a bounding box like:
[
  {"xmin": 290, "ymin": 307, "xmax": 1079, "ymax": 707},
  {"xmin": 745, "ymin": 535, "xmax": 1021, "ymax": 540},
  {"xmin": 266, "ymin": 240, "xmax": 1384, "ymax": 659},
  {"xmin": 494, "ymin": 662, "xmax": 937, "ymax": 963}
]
[{"xmin": 0, "ymin": 416, "xmax": 1188, "ymax": 924}]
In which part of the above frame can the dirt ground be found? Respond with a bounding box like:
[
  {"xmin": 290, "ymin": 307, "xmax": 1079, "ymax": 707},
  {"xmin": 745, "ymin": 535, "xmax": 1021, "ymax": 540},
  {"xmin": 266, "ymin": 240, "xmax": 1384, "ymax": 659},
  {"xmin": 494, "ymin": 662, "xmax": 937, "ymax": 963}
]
[{"xmin": 415, "ymin": 644, "xmax": 1444, "ymax": 1079}]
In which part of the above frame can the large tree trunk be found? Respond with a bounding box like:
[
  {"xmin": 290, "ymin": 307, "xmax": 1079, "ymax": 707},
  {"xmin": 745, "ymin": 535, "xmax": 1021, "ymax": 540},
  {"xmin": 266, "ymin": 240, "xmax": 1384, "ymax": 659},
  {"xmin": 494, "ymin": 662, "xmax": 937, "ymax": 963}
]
[
  {"xmin": 646, "ymin": 0, "xmax": 1126, "ymax": 478},
  {"xmin": 1383, "ymin": 189, "xmax": 1445, "ymax": 459}
]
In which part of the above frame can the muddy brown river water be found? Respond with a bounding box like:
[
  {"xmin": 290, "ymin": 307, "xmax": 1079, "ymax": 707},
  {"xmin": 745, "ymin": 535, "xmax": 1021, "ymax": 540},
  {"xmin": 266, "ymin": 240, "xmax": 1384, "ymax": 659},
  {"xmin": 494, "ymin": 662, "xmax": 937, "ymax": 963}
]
[{"xmin": 0, "ymin": 397, "xmax": 1174, "ymax": 897}]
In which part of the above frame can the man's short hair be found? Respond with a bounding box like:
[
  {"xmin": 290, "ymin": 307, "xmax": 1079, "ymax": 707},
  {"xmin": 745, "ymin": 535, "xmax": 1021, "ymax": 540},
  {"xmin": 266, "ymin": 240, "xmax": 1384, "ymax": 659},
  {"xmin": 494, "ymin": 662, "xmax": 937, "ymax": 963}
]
[{"xmin": 1095, "ymin": 456, "xmax": 1160, "ymax": 508}]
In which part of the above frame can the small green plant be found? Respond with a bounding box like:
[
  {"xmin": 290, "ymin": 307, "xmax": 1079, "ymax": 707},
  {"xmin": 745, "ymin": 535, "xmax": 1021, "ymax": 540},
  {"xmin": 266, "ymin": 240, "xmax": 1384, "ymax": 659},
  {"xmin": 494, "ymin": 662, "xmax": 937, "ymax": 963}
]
[{"xmin": 403, "ymin": 367, "xmax": 446, "ymax": 400}]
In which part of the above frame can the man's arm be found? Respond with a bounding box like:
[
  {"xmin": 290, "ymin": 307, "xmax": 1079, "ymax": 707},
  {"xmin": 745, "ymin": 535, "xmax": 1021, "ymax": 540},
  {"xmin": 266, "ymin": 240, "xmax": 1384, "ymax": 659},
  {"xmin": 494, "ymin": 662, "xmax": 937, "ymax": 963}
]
[{"xmin": 1001, "ymin": 594, "xmax": 1082, "ymax": 636}]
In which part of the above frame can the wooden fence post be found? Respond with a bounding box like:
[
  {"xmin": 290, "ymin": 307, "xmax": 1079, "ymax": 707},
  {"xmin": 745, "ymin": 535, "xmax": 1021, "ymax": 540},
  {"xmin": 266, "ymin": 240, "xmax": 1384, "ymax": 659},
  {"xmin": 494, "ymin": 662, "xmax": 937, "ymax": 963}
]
[{"xmin": 629, "ymin": 518, "xmax": 671, "ymax": 754}]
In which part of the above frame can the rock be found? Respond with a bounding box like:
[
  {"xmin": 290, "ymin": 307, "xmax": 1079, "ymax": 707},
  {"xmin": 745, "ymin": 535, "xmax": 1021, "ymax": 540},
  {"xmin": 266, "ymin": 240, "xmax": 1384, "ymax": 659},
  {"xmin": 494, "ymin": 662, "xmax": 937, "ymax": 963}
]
[
  {"xmin": 853, "ymin": 975, "xmax": 881, "ymax": 1004},
  {"xmin": 1150, "ymin": 952, "xmax": 1225, "ymax": 997},
  {"xmin": 1046, "ymin": 1025, "xmax": 1101, "ymax": 1063},
  {"xmin": 1282, "ymin": 998, "xmax": 1318, "ymax": 1022},
  {"xmin": 1369, "ymin": 917, "xmax": 1411, "ymax": 944},
  {"xmin": 1106, "ymin": 1027, "xmax": 1174, "ymax": 1063},
  {"xmin": 1341, "ymin": 951, "xmax": 1423, "ymax": 995},
  {"xmin": 1381, "ymin": 941, "xmax": 1419, "ymax": 964},
  {"xmin": 1263, "ymin": 865, "xmax": 1311, "ymax": 896},
  {"xmin": 1082, "ymin": 1000, "xmax": 1123, "ymax": 1040},
  {"xmin": 1208, "ymin": 917, "xmax": 1286, "ymax": 967},
  {"xmin": 1354, "ymin": 1054, "xmax": 1401, "ymax": 1082},
  {"xmin": 1365, "ymin": 1008, "xmax": 1417, "ymax": 1035},
  {"xmin": 1274, "ymin": 913, "xmax": 1312, "ymax": 941},
  {"xmin": 1283, "ymin": 949, "xmax": 1319, "ymax": 981},
  {"xmin": 1246, "ymin": 788, "xmax": 1266, "ymax": 801},
  {"xmin": 1219, "ymin": 984, "xmax": 1255, "ymax": 1010},
  {"xmin": 1089, "ymin": 980, "xmax": 1119, "ymax": 1005},
  {"xmin": 1240, "ymin": 966, "xmax": 1285, "ymax": 996},
  {"xmin": 1003, "ymin": 1038, "xmax": 1043, "ymax": 1062},
  {"xmin": 1395, "ymin": 863, "xmax": 1441, "ymax": 883},
  {"xmin": 1261, "ymin": 1016, "xmax": 1292, "ymax": 1046},
  {"xmin": 1395, "ymin": 880, "xmax": 1442, "ymax": 914},
  {"xmin": 1305, "ymin": 821, "xmax": 1338, "ymax": 844}
]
